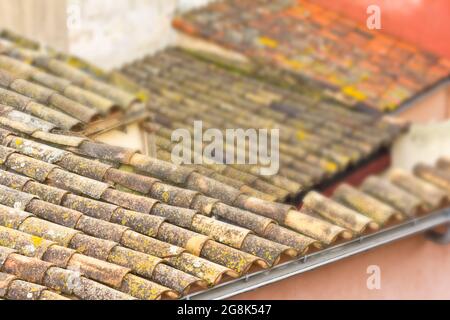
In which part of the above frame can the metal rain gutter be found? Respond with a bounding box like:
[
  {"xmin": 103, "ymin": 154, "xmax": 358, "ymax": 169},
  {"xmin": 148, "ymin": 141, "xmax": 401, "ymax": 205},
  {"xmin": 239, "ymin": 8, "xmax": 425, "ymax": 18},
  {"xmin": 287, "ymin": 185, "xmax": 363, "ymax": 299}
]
[
  {"xmin": 392, "ymin": 79, "xmax": 450, "ymax": 116},
  {"xmin": 184, "ymin": 208, "xmax": 450, "ymax": 300}
]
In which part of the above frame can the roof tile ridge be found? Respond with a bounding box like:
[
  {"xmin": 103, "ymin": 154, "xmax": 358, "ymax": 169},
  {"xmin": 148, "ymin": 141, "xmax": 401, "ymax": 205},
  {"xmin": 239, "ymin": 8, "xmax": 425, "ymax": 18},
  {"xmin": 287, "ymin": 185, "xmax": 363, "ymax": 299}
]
[
  {"xmin": 2, "ymin": 169, "xmax": 246, "ymax": 283},
  {"xmin": 0, "ymin": 244, "xmax": 135, "ymax": 300},
  {"xmin": 0, "ymin": 206, "xmax": 178, "ymax": 299},
  {"xmin": 0, "ymin": 133, "xmax": 291, "ymax": 266},
  {"xmin": 0, "ymin": 129, "xmax": 352, "ymax": 248}
]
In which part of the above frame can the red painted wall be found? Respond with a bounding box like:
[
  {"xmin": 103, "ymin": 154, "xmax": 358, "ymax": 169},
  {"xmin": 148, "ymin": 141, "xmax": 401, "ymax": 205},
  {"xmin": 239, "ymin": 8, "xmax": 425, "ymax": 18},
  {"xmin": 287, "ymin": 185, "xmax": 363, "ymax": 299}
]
[{"xmin": 309, "ymin": 0, "xmax": 450, "ymax": 59}]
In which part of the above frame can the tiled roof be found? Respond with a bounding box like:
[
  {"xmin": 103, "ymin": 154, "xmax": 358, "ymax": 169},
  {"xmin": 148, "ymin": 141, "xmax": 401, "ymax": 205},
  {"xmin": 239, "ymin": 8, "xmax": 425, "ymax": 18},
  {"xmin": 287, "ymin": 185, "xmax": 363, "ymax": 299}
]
[
  {"xmin": 0, "ymin": 30, "xmax": 148, "ymax": 136},
  {"xmin": 0, "ymin": 118, "xmax": 448, "ymax": 299},
  {"xmin": 173, "ymin": 0, "xmax": 450, "ymax": 111},
  {"xmin": 121, "ymin": 48, "xmax": 406, "ymax": 202},
  {"xmin": 0, "ymin": 270, "xmax": 70, "ymax": 300},
  {"xmin": 0, "ymin": 29, "xmax": 447, "ymax": 300}
]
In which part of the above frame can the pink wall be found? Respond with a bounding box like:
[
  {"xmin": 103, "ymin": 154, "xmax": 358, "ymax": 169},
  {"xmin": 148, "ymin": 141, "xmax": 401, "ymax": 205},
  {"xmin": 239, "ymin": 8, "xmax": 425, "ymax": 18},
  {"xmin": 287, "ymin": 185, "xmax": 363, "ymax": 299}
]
[
  {"xmin": 236, "ymin": 234, "xmax": 450, "ymax": 299},
  {"xmin": 309, "ymin": 0, "xmax": 450, "ymax": 59},
  {"xmin": 398, "ymin": 85, "xmax": 450, "ymax": 122}
]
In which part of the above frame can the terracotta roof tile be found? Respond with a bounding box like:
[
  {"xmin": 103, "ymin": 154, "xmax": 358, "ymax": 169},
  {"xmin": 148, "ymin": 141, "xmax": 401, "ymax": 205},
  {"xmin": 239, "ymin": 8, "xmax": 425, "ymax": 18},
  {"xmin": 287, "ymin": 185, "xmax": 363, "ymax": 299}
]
[
  {"xmin": 360, "ymin": 176, "xmax": 423, "ymax": 217},
  {"xmin": 25, "ymin": 197, "xmax": 82, "ymax": 228},
  {"xmin": 75, "ymin": 215, "xmax": 128, "ymax": 243},
  {"xmin": 0, "ymin": 86, "xmax": 82, "ymax": 130},
  {"xmin": 5, "ymin": 152, "xmax": 57, "ymax": 182},
  {"xmin": 101, "ymin": 188, "xmax": 159, "ymax": 214},
  {"xmin": 42, "ymin": 266, "xmax": 133, "ymax": 300},
  {"xmin": 57, "ymin": 153, "xmax": 111, "ymax": 180},
  {"xmin": 333, "ymin": 184, "xmax": 403, "ymax": 226},
  {"xmin": 18, "ymin": 217, "xmax": 81, "ymax": 247},
  {"xmin": 129, "ymin": 152, "xmax": 196, "ymax": 185},
  {"xmin": 42, "ymin": 245, "xmax": 76, "ymax": 268},
  {"xmin": 118, "ymin": 230, "xmax": 184, "ymax": 258},
  {"xmin": 110, "ymin": 207, "xmax": 164, "ymax": 238},
  {"xmin": 77, "ymin": 140, "xmax": 137, "ymax": 164},
  {"xmin": 0, "ymin": 219, "xmax": 184, "ymax": 299},
  {"xmin": 61, "ymin": 193, "xmax": 117, "ymax": 220},
  {"xmin": 0, "ymin": 30, "xmax": 149, "ymax": 135},
  {"xmin": 69, "ymin": 233, "xmax": 117, "ymax": 261},
  {"xmin": 302, "ymin": 191, "xmax": 378, "ymax": 233},
  {"xmin": 0, "ymin": 206, "xmax": 33, "ymax": 230},
  {"xmin": 35, "ymin": 289, "xmax": 69, "ymax": 300},
  {"xmin": 436, "ymin": 157, "xmax": 450, "ymax": 172},
  {"xmin": 0, "ymin": 183, "xmax": 36, "ymax": 210},
  {"xmin": 0, "ymin": 271, "xmax": 69, "ymax": 300},
  {"xmin": 23, "ymin": 180, "xmax": 69, "ymax": 205},
  {"xmin": 387, "ymin": 169, "xmax": 448, "ymax": 210},
  {"xmin": 165, "ymin": 253, "xmax": 235, "ymax": 286},
  {"xmin": 0, "ymin": 106, "xmax": 56, "ymax": 133},
  {"xmin": 106, "ymin": 168, "xmax": 159, "ymax": 195},
  {"xmin": 2, "ymin": 249, "xmax": 54, "ymax": 284},
  {"xmin": 0, "ymin": 225, "xmax": 55, "ymax": 259},
  {"xmin": 65, "ymin": 253, "xmax": 130, "ymax": 290},
  {"xmin": 414, "ymin": 164, "xmax": 450, "ymax": 195}
]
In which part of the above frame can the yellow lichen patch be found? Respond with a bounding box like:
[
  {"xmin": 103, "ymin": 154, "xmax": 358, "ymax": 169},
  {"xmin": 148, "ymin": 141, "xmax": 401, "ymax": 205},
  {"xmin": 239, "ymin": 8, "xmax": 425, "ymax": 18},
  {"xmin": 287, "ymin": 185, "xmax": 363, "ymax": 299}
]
[
  {"xmin": 66, "ymin": 57, "xmax": 84, "ymax": 69},
  {"xmin": 31, "ymin": 235, "xmax": 43, "ymax": 247},
  {"xmin": 108, "ymin": 246, "xmax": 161, "ymax": 280},
  {"xmin": 384, "ymin": 102, "xmax": 398, "ymax": 112},
  {"xmin": 133, "ymin": 259, "xmax": 158, "ymax": 277},
  {"xmin": 118, "ymin": 164, "xmax": 134, "ymax": 173},
  {"xmin": 323, "ymin": 161, "xmax": 338, "ymax": 173},
  {"xmin": 342, "ymin": 86, "xmax": 367, "ymax": 101},
  {"xmin": 136, "ymin": 91, "xmax": 149, "ymax": 102},
  {"xmin": 67, "ymin": 57, "xmax": 105, "ymax": 77},
  {"xmin": 284, "ymin": 59, "xmax": 304, "ymax": 70},
  {"xmin": 120, "ymin": 216, "xmax": 129, "ymax": 226},
  {"xmin": 14, "ymin": 138, "xmax": 23, "ymax": 147},
  {"xmin": 122, "ymin": 274, "xmax": 174, "ymax": 300},
  {"xmin": 75, "ymin": 244, "xmax": 88, "ymax": 255},
  {"xmin": 22, "ymin": 56, "xmax": 34, "ymax": 65},
  {"xmin": 161, "ymin": 191, "xmax": 170, "ymax": 203},
  {"xmin": 115, "ymin": 183, "xmax": 140, "ymax": 195},
  {"xmin": 296, "ymin": 130, "xmax": 308, "ymax": 141},
  {"xmin": 165, "ymin": 253, "xmax": 235, "ymax": 286},
  {"xmin": 258, "ymin": 36, "xmax": 278, "ymax": 48}
]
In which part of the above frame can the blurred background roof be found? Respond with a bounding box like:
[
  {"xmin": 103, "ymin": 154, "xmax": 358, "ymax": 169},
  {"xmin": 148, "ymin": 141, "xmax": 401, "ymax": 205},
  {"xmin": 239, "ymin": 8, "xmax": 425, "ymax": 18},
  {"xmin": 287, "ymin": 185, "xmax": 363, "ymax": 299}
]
[{"xmin": 310, "ymin": 0, "xmax": 450, "ymax": 59}]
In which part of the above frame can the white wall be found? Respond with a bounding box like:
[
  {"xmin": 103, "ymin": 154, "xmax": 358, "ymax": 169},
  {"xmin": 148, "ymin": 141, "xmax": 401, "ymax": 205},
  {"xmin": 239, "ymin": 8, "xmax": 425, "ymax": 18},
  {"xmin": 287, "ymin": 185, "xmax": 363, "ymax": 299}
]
[
  {"xmin": 0, "ymin": 0, "xmax": 68, "ymax": 51},
  {"xmin": 66, "ymin": 0, "xmax": 215, "ymax": 69},
  {"xmin": 0, "ymin": 0, "xmax": 215, "ymax": 69},
  {"xmin": 392, "ymin": 120, "xmax": 450, "ymax": 170}
]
